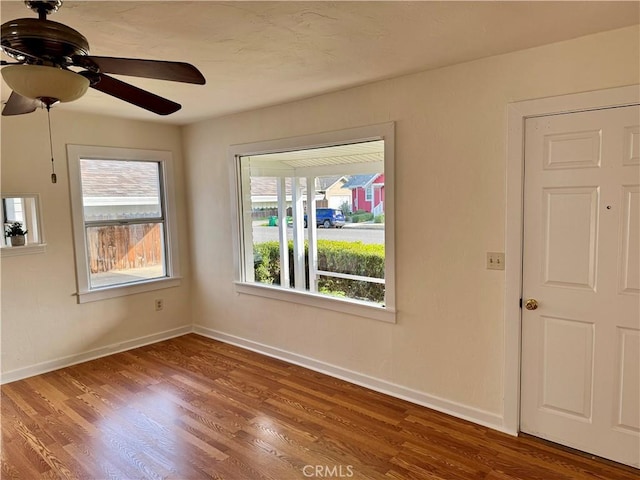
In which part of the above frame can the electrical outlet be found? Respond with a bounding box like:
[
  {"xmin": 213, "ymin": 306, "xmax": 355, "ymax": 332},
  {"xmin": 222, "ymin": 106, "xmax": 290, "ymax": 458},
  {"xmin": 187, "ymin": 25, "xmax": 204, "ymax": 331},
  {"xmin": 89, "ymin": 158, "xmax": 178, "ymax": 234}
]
[
  {"xmin": 487, "ymin": 252, "xmax": 505, "ymax": 270},
  {"xmin": 155, "ymin": 299, "xmax": 163, "ymax": 311}
]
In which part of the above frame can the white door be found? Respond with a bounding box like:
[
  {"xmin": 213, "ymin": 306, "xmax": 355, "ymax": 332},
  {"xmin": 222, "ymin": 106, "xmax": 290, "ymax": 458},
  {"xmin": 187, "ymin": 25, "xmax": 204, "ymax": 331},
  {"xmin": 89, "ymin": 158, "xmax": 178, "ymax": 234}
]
[{"xmin": 521, "ymin": 105, "xmax": 640, "ymax": 468}]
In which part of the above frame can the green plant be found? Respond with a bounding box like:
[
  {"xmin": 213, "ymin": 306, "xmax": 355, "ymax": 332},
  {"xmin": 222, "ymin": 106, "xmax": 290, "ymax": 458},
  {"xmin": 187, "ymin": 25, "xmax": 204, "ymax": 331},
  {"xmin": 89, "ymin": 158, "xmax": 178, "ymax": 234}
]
[
  {"xmin": 351, "ymin": 212, "xmax": 374, "ymax": 223},
  {"xmin": 4, "ymin": 221, "xmax": 27, "ymax": 237},
  {"xmin": 319, "ymin": 286, "xmax": 346, "ymax": 298},
  {"xmin": 253, "ymin": 242, "xmax": 281, "ymax": 284},
  {"xmin": 374, "ymin": 214, "xmax": 385, "ymax": 224},
  {"xmin": 338, "ymin": 200, "xmax": 351, "ymax": 216},
  {"xmin": 253, "ymin": 239, "xmax": 385, "ymax": 303}
]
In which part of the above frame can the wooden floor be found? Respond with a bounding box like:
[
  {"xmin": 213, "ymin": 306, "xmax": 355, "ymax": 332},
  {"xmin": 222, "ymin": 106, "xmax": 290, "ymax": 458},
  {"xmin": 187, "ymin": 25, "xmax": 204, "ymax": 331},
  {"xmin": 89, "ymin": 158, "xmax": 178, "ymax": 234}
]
[{"xmin": 1, "ymin": 334, "xmax": 637, "ymax": 479}]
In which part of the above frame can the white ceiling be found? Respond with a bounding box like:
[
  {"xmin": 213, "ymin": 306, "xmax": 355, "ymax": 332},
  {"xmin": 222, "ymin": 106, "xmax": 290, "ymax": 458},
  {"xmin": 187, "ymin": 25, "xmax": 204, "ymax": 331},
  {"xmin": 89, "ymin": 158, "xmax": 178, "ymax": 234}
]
[{"xmin": 1, "ymin": 1, "xmax": 638, "ymax": 125}]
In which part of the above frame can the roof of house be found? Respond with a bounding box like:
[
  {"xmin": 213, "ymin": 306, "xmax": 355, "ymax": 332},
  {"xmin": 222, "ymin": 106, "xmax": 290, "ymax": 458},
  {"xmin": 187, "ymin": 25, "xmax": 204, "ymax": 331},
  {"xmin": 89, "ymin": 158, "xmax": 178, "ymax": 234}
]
[
  {"xmin": 80, "ymin": 159, "xmax": 160, "ymax": 198},
  {"xmin": 250, "ymin": 177, "xmax": 296, "ymax": 197},
  {"xmin": 342, "ymin": 174, "xmax": 379, "ymax": 189},
  {"xmin": 317, "ymin": 176, "xmax": 346, "ymax": 191},
  {"xmin": 250, "ymin": 176, "xmax": 345, "ymax": 197}
]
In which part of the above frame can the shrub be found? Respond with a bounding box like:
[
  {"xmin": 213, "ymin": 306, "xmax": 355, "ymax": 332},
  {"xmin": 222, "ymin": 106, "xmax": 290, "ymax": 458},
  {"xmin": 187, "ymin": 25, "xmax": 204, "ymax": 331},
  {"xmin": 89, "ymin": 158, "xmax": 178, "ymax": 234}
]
[
  {"xmin": 350, "ymin": 212, "xmax": 374, "ymax": 223},
  {"xmin": 374, "ymin": 214, "xmax": 385, "ymax": 224},
  {"xmin": 253, "ymin": 242, "xmax": 281, "ymax": 284},
  {"xmin": 253, "ymin": 240, "xmax": 385, "ymax": 303},
  {"xmin": 338, "ymin": 200, "xmax": 351, "ymax": 216}
]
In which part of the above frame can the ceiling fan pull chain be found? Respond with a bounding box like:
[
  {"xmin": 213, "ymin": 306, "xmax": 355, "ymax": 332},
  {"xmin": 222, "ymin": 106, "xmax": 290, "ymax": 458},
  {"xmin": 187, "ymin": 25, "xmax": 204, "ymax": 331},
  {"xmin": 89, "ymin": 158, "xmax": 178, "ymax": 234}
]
[{"xmin": 46, "ymin": 105, "xmax": 57, "ymax": 184}]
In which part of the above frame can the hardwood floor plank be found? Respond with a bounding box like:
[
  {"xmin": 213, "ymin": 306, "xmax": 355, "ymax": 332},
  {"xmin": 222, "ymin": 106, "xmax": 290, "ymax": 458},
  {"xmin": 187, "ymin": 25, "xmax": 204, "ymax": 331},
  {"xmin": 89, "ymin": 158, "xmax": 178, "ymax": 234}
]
[
  {"xmin": 397, "ymin": 441, "xmax": 490, "ymax": 479},
  {"xmin": 1, "ymin": 454, "xmax": 24, "ymax": 480},
  {"xmin": 11, "ymin": 416, "xmax": 77, "ymax": 479},
  {"xmin": 2, "ymin": 334, "xmax": 637, "ymax": 479}
]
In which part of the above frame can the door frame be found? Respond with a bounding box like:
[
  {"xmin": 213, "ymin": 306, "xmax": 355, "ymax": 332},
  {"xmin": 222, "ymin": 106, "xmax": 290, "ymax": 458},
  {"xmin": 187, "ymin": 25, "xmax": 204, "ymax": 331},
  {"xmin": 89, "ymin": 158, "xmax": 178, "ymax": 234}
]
[{"xmin": 503, "ymin": 84, "xmax": 640, "ymax": 435}]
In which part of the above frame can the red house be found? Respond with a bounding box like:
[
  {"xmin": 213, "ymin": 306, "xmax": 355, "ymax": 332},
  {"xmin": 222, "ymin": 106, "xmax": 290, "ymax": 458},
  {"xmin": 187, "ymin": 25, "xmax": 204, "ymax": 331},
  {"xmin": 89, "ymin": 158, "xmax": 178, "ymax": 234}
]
[{"xmin": 343, "ymin": 174, "xmax": 385, "ymax": 215}]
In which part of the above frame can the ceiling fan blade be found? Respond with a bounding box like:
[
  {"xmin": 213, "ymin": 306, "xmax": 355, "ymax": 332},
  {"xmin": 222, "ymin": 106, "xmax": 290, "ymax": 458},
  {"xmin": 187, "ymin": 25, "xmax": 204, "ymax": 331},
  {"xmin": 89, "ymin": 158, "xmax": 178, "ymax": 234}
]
[
  {"xmin": 74, "ymin": 56, "xmax": 206, "ymax": 85},
  {"xmin": 82, "ymin": 72, "xmax": 181, "ymax": 116},
  {"xmin": 1, "ymin": 45, "xmax": 40, "ymax": 64},
  {"xmin": 2, "ymin": 91, "xmax": 40, "ymax": 116}
]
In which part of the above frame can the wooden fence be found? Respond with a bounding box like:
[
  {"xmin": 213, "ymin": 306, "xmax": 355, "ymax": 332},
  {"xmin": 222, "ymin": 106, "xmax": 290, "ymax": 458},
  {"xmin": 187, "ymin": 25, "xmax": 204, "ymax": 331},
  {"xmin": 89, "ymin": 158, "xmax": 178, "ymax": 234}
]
[{"xmin": 87, "ymin": 224, "xmax": 163, "ymax": 273}]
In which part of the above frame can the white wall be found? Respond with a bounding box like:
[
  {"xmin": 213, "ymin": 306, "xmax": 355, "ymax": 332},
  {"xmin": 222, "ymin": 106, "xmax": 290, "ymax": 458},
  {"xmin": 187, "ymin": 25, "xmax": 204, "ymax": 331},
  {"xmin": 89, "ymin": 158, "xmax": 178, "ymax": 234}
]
[
  {"xmin": 1, "ymin": 110, "xmax": 192, "ymax": 379},
  {"xmin": 0, "ymin": 25, "xmax": 637, "ymax": 431},
  {"xmin": 182, "ymin": 26, "xmax": 640, "ymax": 426}
]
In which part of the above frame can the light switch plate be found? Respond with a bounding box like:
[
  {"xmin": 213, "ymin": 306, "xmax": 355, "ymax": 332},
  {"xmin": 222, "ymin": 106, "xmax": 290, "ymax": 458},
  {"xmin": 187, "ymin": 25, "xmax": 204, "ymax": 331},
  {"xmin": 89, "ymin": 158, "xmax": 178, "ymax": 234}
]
[{"xmin": 487, "ymin": 252, "xmax": 505, "ymax": 270}]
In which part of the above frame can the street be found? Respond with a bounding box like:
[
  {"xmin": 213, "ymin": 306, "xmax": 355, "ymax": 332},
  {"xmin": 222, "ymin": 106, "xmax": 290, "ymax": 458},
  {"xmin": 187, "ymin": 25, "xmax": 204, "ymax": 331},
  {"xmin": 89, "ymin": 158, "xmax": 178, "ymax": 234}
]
[{"xmin": 251, "ymin": 223, "xmax": 384, "ymax": 245}]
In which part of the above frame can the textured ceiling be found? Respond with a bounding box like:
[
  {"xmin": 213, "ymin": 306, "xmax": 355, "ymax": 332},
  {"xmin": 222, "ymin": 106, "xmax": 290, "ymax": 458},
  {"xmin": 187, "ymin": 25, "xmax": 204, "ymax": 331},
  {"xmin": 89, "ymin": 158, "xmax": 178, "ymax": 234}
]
[{"xmin": 1, "ymin": 1, "xmax": 638, "ymax": 125}]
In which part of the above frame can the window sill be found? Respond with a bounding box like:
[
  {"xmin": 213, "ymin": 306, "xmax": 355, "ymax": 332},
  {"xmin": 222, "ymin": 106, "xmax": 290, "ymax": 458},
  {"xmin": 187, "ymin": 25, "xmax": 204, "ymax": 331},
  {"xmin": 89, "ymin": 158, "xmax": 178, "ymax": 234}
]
[
  {"xmin": 77, "ymin": 277, "xmax": 182, "ymax": 303},
  {"xmin": 234, "ymin": 281, "xmax": 396, "ymax": 323},
  {"xmin": 0, "ymin": 244, "xmax": 47, "ymax": 257}
]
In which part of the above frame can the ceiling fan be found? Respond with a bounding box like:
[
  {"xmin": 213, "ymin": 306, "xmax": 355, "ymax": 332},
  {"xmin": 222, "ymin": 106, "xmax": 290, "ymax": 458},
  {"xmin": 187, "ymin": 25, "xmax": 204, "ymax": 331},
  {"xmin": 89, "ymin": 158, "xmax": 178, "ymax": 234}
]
[{"xmin": 1, "ymin": 0, "xmax": 206, "ymax": 116}]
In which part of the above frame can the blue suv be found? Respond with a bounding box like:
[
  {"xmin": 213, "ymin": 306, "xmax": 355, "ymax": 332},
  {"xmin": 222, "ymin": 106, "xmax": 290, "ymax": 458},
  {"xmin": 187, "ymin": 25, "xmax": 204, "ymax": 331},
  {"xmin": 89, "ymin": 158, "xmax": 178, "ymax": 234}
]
[{"xmin": 305, "ymin": 208, "xmax": 345, "ymax": 228}]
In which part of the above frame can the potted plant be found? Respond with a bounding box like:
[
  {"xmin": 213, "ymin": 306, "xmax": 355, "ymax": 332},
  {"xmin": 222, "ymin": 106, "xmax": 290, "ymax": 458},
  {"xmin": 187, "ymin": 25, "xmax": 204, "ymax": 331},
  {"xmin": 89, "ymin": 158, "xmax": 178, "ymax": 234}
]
[{"xmin": 5, "ymin": 221, "xmax": 28, "ymax": 247}]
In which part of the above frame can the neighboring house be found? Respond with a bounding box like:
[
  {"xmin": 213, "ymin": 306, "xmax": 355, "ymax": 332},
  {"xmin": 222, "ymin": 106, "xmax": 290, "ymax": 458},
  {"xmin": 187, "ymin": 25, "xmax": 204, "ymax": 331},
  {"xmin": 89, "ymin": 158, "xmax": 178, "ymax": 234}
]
[
  {"xmin": 249, "ymin": 177, "xmax": 292, "ymax": 210},
  {"xmin": 250, "ymin": 177, "xmax": 332, "ymax": 213},
  {"xmin": 343, "ymin": 174, "xmax": 385, "ymax": 215},
  {"xmin": 317, "ymin": 176, "xmax": 351, "ymax": 211},
  {"xmin": 80, "ymin": 160, "xmax": 161, "ymax": 221}
]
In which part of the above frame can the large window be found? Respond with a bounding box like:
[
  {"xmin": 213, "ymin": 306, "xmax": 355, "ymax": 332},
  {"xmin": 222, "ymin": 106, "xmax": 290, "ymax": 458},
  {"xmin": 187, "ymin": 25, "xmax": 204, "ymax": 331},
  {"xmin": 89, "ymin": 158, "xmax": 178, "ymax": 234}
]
[
  {"xmin": 67, "ymin": 146, "xmax": 180, "ymax": 303},
  {"xmin": 231, "ymin": 123, "xmax": 395, "ymax": 322}
]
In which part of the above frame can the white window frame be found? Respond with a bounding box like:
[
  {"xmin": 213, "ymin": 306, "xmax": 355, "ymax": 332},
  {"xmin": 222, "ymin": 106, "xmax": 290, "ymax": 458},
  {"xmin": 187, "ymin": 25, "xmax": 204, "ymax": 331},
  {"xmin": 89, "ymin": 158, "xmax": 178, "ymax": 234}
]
[
  {"xmin": 67, "ymin": 145, "xmax": 181, "ymax": 303},
  {"xmin": 229, "ymin": 122, "xmax": 396, "ymax": 323}
]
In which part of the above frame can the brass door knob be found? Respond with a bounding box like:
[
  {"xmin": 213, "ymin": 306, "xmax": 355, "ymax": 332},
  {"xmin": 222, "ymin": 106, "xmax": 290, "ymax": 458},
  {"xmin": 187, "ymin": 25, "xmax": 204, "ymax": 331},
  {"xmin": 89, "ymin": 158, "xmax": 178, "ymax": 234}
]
[{"xmin": 524, "ymin": 298, "xmax": 538, "ymax": 311}]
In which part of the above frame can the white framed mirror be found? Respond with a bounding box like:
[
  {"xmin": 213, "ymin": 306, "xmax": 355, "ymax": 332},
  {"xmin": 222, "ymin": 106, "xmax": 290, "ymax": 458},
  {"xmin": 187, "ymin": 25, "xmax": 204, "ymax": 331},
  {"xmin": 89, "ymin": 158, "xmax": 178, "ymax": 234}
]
[{"xmin": 2, "ymin": 193, "xmax": 46, "ymax": 255}]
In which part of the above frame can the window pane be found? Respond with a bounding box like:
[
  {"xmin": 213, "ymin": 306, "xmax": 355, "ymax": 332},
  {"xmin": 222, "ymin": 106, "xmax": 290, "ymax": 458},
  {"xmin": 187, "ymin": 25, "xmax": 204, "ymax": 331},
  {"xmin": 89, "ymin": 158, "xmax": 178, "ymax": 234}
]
[
  {"xmin": 253, "ymin": 238, "xmax": 284, "ymax": 286},
  {"xmin": 242, "ymin": 141, "xmax": 386, "ymax": 307},
  {"xmin": 248, "ymin": 175, "xmax": 313, "ymax": 287},
  {"xmin": 86, "ymin": 223, "xmax": 166, "ymax": 288},
  {"xmin": 80, "ymin": 159, "xmax": 162, "ymax": 221},
  {"xmin": 3, "ymin": 197, "xmax": 25, "ymax": 223},
  {"xmin": 250, "ymin": 176, "xmax": 281, "ymax": 286}
]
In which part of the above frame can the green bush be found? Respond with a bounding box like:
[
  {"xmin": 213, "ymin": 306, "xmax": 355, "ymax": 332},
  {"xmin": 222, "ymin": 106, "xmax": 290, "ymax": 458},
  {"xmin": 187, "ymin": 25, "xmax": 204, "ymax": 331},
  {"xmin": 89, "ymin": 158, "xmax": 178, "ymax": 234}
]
[
  {"xmin": 253, "ymin": 240, "xmax": 385, "ymax": 303},
  {"xmin": 374, "ymin": 214, "xmax": 385, "ymax": 224},
  {"xmin": 351, "ymin": 212, "xmax": 374, "ymax": 223},
  {"xmin": 253, "ymin": 242, "xmax": 281, "ymax": 284}
]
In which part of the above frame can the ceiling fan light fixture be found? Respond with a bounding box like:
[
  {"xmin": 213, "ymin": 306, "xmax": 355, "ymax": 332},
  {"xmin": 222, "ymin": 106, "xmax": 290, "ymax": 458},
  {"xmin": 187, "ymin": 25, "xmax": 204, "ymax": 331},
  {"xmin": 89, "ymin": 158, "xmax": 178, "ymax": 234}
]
[{"xmin": 2, "ymin": 64, "xmax": 89, "ymax": 103}]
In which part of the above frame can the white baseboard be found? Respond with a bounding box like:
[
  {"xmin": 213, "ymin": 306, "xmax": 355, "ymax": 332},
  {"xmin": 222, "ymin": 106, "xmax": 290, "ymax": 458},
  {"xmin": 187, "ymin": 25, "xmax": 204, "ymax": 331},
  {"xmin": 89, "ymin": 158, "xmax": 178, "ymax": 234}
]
[
  {"xmin": 193, "ymin": 325, "xmax": 508, "ymax": 434},
  {"xmin": 2, "ymin": 323, "xmax": 509, "ymax": 436},
  {"xmin": 0, "ymin": 325, "xmax": 192, "ymax": 385}
]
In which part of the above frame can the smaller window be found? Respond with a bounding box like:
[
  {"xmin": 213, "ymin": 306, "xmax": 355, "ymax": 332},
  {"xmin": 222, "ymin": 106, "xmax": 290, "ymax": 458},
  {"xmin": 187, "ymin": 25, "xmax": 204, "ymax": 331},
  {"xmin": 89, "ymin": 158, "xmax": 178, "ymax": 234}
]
[
  {"xmin": 365, "ymin": 184, "xmax": 373, "ymax": 202},
  {"xmin": 1, "ymin": 194, "xmax": 45, "ymax": 256},
  {"xmin": 80, "ymin": 159, "xmax": 166, "ymax": 289},
  {"xmin": 67, "ymin": 146, "xmax": 181, "ymax": 303}
]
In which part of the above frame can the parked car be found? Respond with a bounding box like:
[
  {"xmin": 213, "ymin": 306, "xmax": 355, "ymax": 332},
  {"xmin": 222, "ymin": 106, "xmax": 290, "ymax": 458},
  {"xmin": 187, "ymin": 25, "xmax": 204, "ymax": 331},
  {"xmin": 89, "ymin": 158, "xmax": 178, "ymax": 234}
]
[{"xmin": 306, "ymin": 208, "xmax": 345, "ymax": 228}]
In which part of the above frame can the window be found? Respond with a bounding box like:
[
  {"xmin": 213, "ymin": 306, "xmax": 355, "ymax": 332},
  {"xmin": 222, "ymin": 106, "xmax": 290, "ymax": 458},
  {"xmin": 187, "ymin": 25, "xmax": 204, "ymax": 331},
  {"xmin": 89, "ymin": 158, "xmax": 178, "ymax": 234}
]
[
  {"xmin": 230, "ymin": 123, "xmax": 395, "ymax": 322},
  {"xmin": 67, "ymin": 146, "xmax": 180, "ymax": 303},
  {"xmin": 1, "ymin": 194, "xmax": 45, "ymax": 256}
]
